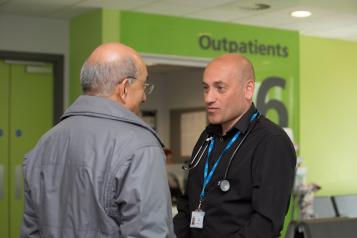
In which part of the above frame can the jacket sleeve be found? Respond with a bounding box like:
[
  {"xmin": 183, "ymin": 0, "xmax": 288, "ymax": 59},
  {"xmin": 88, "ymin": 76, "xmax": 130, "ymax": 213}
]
[
  {"xmin": 237, "ymin": 134, "xmax": 296, "ymax": 238},
  {"xmin": 21, "ymin": 158, "xmax": 40, "ymax": 237},
  {"xmin": 113, "ymin": 145, "xmax": 175, "ymax": 238}
]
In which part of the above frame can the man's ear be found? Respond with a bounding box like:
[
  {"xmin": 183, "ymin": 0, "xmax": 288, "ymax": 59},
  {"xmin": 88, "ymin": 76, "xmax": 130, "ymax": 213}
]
[
  {"xmin": 244, "ymin": 79, "xmax": 255, "ymax": 100},
  {"xmin": 113, "ymin": 78, "xmax": 130, "ymax": 103}
]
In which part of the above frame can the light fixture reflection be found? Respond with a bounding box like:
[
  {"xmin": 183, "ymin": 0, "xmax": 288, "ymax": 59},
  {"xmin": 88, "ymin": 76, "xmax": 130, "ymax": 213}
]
[{"xmin": 290, "ymin": 10, "xmax": 312, "ymax": 18}]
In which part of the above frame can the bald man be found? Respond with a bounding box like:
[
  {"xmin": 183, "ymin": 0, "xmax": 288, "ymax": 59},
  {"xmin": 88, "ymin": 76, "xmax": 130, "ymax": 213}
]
[
  {"xmin": 174, "ymin": 54, "xmax": 296, "ymax": 238},
  {"xmin": 21, "ymin": 43, "xmax": 175, "ymax": 238}
]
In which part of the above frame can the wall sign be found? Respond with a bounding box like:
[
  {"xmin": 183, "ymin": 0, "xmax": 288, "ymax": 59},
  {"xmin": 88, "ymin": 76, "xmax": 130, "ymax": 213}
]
[
  {"xmin": 198, "ymin": 34, "xmax": 289, "ymax": 58},
  {"xmin": 120, "ymin": 11, "xmax": 299, "ymax": 140}
]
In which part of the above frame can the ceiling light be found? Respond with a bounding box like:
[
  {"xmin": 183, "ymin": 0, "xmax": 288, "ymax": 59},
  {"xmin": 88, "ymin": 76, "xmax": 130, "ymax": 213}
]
[{"xmin": 290, "ymin": 10, "xmax": 312, "ymax": 18}]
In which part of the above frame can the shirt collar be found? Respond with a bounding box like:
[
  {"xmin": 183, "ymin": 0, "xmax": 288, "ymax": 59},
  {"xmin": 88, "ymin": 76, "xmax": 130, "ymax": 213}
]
[{"xmin": 206, "ymin": 103, "xmax": 257, "ymax": 137}]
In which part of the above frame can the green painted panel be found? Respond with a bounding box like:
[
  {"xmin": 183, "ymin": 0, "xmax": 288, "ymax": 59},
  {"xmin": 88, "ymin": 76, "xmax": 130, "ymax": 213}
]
[
  {"xmin": 102, "ymin": 9, "xmax": 121, "ymax": 43},
  {"xmin": 120, "ymin": 11, "xmax": 299, "ymax": 142},
  {"xmin": 0, "ymin": 60, "xmax": 10, "ymax": 238},
  {"xmin": 69, "ymin": 8, "xmax": 299, "ymax": 143},
  {"xmin": 300, "ymin": 35, "xmax": 357, "ymax": 195},
  {"xmin": 70, "ymin": 9, "xmax": 299, "ymax": 138},
  {"xmin": 9, "ymin": 63, "xmax": 53, "ymax": 238},
  {"xmin": 120, "ymin": 11, "xmax": 298, "ymax": 57},
  {"xmin": 70, "ymin": 9, "xmax": 103, "ymax": 103}
]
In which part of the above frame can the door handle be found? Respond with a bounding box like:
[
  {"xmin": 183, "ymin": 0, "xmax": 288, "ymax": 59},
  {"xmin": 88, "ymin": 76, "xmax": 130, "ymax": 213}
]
[
  {"xmin": 15, "ymin": 129, "xmax": 23, "ymax": 137},
  {"xmin": 0, "ymin": 165, "xmax": 3, "ymax": 200},
  {"xmin": 15, "ymin": 165, "xmax": 22, "ymax": 200}
]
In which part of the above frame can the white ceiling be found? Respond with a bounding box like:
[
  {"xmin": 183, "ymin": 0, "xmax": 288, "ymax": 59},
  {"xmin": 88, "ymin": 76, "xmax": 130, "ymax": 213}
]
[{"xmin": 1, "ymin": 0, "xmax": 357, "ymax": 42}]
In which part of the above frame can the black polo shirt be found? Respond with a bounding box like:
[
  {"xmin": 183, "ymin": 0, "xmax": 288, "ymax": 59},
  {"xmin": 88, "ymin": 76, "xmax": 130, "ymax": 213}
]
[{"xmin": 174, "ymin": 104, "xmax": 296, "ymax": 238}]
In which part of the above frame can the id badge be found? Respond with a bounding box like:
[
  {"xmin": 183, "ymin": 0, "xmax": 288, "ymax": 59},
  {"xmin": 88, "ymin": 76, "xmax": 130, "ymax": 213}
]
[{"xmin": 190, "ymin": 210, "xmax": 205, "ymax": 229}]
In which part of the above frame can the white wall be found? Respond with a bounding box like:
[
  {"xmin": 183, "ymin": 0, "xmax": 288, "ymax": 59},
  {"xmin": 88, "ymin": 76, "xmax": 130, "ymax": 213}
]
[
  {"xmin": 142, "ymin": 72, "xmax": 168, "ymax": 144},
  {"xmin": 0, "ymin": 13, "xmax": 69, "ymax": 107},
  {"xmin": 142, "ymin": 67, "xmax": 205, "ymax": 148},
  {"xmin": 163, "ymin": 69, "xmax": 204, "ymax": 108}
]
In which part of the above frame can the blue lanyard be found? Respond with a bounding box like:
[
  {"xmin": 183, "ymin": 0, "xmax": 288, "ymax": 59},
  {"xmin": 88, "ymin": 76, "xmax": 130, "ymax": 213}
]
[
  {"xmin": 200, "ymin": 130, "xmax": 241, "ymax": 201},
  {"xmin": 199, "ymin": 111, "xmax": 259, "ymax": 202},
  {"xmin": 250, "ymin": 111, "xmax": 259, "ymax": 122}
]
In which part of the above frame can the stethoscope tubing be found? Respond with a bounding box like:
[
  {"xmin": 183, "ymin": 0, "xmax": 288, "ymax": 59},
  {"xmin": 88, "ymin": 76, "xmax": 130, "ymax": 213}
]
[
  {"xmin": 182, "ymin": 137, "xmax": 212, "ymax": 171},
  {"xmin": 183, "ymin": 114, "xmax": 261, "ymax": 179},
  {"xmin": 183, "ymin": 112, "xmax": 261, "ymax": 192},
  {"xmin": 222, "ymin": 119, "xmax": 257, "ymax": 180}
]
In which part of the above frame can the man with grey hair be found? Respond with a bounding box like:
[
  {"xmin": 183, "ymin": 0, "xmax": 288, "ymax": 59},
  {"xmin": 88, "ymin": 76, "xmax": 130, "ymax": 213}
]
[{"xmin": 21, "ymin": 43, "xmax": 175, "ymax": 238}]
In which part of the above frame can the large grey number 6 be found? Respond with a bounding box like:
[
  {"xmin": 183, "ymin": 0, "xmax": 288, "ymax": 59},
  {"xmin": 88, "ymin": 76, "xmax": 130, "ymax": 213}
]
[{"xmin": 256, "ymin": 76, "xmax": 288, "ymax": 127}]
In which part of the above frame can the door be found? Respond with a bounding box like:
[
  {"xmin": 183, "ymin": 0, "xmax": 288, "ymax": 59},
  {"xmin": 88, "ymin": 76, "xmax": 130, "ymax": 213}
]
[
  {"xmin": 0, "ymin": 60, "xmax": 10, "ymax": 238},
  {"xmin": 0, "ymin": 59, "xmax": 54, "ymax": 238}
]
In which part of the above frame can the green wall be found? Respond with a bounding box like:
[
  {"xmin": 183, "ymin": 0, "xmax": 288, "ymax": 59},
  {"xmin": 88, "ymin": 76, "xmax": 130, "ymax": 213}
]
[
  {"xmin": 69, "ymin": 9, "xmax": 121, "ymax": 102},
  {"xmin": 70, "ymin": 10, "xmax": 102, "ymax": 102},
  {"xmin": 120, "ymin": 11, "xmax": 299, "ymax": 137},
  {"xmin": 70, "ymin": 10, "xmax": 299, "ymax": 137},
  {"xmin": 300, "ymin": 35, "xmax": 357, "ymax": 195}
]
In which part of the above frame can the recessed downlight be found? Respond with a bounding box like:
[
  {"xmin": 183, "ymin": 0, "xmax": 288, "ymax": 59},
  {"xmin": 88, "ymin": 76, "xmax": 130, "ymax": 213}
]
[{"xmin": 290, "ymin": 10, "xmax": 312, "ymax": 18}]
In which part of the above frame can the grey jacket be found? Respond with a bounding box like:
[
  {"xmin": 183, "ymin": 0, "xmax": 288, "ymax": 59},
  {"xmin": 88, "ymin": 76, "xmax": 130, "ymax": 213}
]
[{"xmin": 21, "ymin": 95, "xmax": 175, "ymax": 238}]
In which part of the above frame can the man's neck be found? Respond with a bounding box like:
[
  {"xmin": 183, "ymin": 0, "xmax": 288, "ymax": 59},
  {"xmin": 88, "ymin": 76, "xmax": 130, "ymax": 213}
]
[
  {"xmin": 221, "ymin": 106, "xmax": 251, "ymax": 136},
  {"xmin": 221, "ymin": 116, "xmax": 242, "ymax": 136}
]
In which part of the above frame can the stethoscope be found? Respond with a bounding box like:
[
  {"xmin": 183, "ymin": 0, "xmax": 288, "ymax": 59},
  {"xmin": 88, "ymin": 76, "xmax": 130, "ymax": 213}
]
[{"xmin": 182, "ymin": 111, "xmax": 261, "ymax": 193}]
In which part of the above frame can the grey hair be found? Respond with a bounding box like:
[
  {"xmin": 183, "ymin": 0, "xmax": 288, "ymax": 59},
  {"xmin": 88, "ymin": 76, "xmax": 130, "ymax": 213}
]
[{"xmin": 80, "ymin": 56, "xmax": 138, "ymax": 96}]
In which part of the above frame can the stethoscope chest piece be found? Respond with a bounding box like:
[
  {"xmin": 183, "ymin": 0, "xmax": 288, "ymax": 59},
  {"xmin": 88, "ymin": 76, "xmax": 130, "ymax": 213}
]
[{"xmin": 218, "ymin": 179, "xmax": 230, "ymax": 192}]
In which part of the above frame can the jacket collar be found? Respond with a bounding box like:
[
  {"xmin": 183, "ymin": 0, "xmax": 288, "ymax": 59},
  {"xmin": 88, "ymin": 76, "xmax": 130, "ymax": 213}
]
[{"xmin": 61, "ymin": 95, "xmax": 164, "ymax": 147}]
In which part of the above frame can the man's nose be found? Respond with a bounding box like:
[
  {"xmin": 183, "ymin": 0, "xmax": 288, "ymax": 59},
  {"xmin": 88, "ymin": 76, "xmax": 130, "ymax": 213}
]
[{"xmin": 204, "ymin": 89, "xmax": 215, "ymax": 104}]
